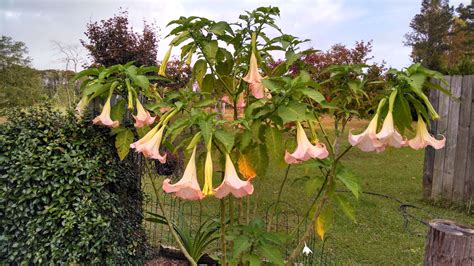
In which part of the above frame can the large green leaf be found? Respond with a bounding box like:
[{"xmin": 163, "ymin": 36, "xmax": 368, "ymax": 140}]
[
  {"xmin": 336, "ymin": 168, "xmax": 361, "ymax": 199},
  {"xmin": 264, "ymin": 126, "xmax": 284, "ymax": 165},
  {"xmin": 198, "ymin": 120, "xmax": 213, "ymax": 145},
  {"xmin": 335, "ymin": 194, "xmax": 356, "ymax": 222},
  {"xmin": 110, "ymin": 99, "xmax": 126, "ymax": 121},
  {"xmin": 132, "ymin": 75, "xmax": 150, "ymax": 91},
  {"xmin": 209, "ymin": 21, "xmax": 228, "ymax": 35},
  {"xmin": 214, "ymin": 129, "xmax": 235, "ymax": 153},
  {"xmin": 202, "ymin": 40, "xmax": 218, "ymax": 61},
  {"xmin": 193, "ymin": 59, "xmax": 207, "ymax": 87},
  {"xmin": 201, "ymin": 74, "xmax": 214, "ymax": 95},
  {"xmin": 300, "ymin": 88, "xmax": 325, "ymax": 103},
  {"xmin": 259, "ymin": 244, "xmax": 284, "ymax": 265},
  {"xmin": 276, "ymin": 102, "xmax": 308, "ymax": 124},
  {"xmin": 115, "ymin": 128, "xmax": 134, "ymax": 160}
]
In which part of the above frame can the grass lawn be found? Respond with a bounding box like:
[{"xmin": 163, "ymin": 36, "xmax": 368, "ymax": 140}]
[{"xmin": 142, "ymin": 118, "xmax": 473, "ymax": 265}]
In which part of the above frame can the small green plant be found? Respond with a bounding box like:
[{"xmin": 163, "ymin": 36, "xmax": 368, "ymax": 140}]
[
  {"xmin": 145, "ymin": 212, "xmax": 220, "ymax": 262},
  {"xmin": 226, "ymin": 219, "xmax": 287, "ymax": 265}
]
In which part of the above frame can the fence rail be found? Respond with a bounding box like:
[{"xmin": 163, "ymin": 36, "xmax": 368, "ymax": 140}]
[{"xmin": 423, "ymin": 75, "xmax": 474, "ymax": 203}]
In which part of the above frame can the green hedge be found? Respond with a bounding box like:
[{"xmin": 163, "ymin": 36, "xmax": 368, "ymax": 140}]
[{"xmin": 0, "ymin": 105, "xmax": 146, "ymax": 264}]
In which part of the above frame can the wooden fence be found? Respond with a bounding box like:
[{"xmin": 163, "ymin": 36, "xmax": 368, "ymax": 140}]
[{"xmin": 423, "ymin": 75, "xmax": 473, "ymax": 203}]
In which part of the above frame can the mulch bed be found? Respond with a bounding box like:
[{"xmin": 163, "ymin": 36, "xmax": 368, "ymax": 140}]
[{"xmin": 145, "ymin": 245, "xmax": 218, "ymax": 266}]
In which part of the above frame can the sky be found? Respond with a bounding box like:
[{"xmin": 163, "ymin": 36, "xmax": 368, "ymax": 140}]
[{"xmin": 0, "ymin": 0, "xmax": 470, "ymax": 71}]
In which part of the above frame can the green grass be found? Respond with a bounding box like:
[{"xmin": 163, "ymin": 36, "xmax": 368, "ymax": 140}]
[{"xmin": 142, "ymin": 120, "xmax": 473, "ymax": 265}]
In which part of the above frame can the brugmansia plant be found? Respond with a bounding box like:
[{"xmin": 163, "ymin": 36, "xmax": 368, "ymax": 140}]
[{"xmin": 75, "ymin": 6, "xmax": 448, "ymax": 265}]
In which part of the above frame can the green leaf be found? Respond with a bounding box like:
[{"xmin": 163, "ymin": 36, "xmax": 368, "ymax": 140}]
[
  {"xmin": 203, "ymin": 40, "xmax": 218, "ymax": 61},
  {"xmin": 277, "ymin": 102, "xmax": 308, "ymax": 124},
  {"xmin": 300, "ymin": 88, "xmax": 325, "ymax": 103},
  {"xmin": 259, "ymin": 244, "xmax": 284, "ymax": 265},
  {"xmin": 115, "ymin": 128, "xmax": 134, "ymax": 160},
  {"xmin": 408, "ymin": 73, "xmax": 426, "ymax": 94},
  {"xmin": 83, "ymin": 82, "xmax": 103, "ymax": 96},
  {"xmin": 198, "ymin": 120, "xmax": 213, "ymax": 145},
  {"xmin": 73, "ymin": 68, "xmax": 99, "ymax": 80},
  {"xmin": 201, "ymin": 74, "xmax": 214, "ymax": 95},
  {"xmin": 249, "ymin": 144, "xmax": 269, "ymax": 177},
  {"xmin": 336, "ymin": 168, "xmax": 361, "ymax": 199},
  {"xmin": 214, "ymin": 129, "xmax": 235, "ymax": 153},
  {"xmin": 392, "ymin": 93, "xmax": 412, "ymax": 132},
  {"xmin": 193, "ymin": 59, "xmax": 207, "ymax": 87},
  {"xmin": 194, "ymin": 99, "xmax": 216, "ymax": 108},
  {"xmin": 209, "ymin": 21, "xmax": 228, "ymax": 35},
  {"xmin": 238, "ymin": 130, "xmax": 252, "ymax": 151},
  {"xmin": 335, "ymin": 194, "xmax": 356, "ymax": 222},
  {"xmin": 264, "ymin": 126, "xmax": 284, "ymax": 165},
  {"xmin": 242, "ymin": 254, "xmax": 261, "ymax": 266},
  {"xmin": 132, "ymin": 75, "xmax": 150, "ymax": 91},
  {"xmin": 231, "ymin": 236, "xmax": 251, "ymax": 257},
  {"xmin": 110, "ymin": 99, "xmax": 126, "ymax": 121}
]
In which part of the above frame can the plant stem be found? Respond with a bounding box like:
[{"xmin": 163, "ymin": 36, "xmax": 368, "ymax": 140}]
[
  {"xmin": 286, "ymin": 191, "xmax": 330, "ymax": 265},
  {"xmin": 267, "ymin": 164, "xmax": 291, "ymax": 231},
  {"xmin": 220, "ymin": 199, "xmax": 227, "ymax": 265},
  {"xmin": 149, "ymin": 173, "xmax": 197, "ymax": 266},
  {"xmin": 290, "ymin": 172, "xmax": 329, "ymax": 237}
]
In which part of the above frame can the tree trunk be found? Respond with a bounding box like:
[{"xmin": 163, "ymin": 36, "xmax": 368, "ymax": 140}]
[{"xmin": 424, "ymin": 219, "xmax": 474, "ymax": 265}]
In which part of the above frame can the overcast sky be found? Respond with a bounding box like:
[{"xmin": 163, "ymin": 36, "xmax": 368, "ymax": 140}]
[{"xmin": 0, "ymin": 0, "xmax": 469, "ymax": 71}]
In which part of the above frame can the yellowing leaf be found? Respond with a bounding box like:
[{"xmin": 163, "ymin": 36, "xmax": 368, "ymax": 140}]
[
  {"xmin": 314, "ymin": 203, "xmax": 333, "ymax": 240},
  {"xmin": 315, "ymin": 216, "xmax": 325, "ymax": 240},
  {"xmin": 238, "ymin": 154, "xmax": 257, "ymax": 180}
]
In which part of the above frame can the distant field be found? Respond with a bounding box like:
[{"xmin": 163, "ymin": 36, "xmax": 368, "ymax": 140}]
[{"xmin": 142, "ymin": 118, "xmax": 473, "ymax": 265}]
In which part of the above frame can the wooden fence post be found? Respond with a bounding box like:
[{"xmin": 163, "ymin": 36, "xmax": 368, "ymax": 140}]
[
  {"xmin": 423, "ymin": 75, "xmax": 474, "ymax": 203},
  {"xmin": 424, "ymin": 219, "xmax": 474, "ymax": 265}
]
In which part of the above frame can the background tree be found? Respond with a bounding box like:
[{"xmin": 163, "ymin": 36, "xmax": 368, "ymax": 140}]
[
  {"xmin": 444, "ymin": 3, "xmax": 474, "ymax": 74},
  {"xmin": 0, "ymin": 35, "xmax": 44, "ymax": 108},
  {"xmin": 81, "ymin": 10, "xmax": 159, "ymax": 67},
  {"xmin": 404, "ymin": 0, "xmax": 453, "ymax": 72}
]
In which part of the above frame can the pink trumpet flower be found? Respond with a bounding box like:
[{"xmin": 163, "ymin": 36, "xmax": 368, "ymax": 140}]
[
  {"xmin": 285, "ymin": 122, "xmax": 329, "ymax": 164},
  {"xmin": 214, "ymin": 154, "xmax": 254, "ymax": 199},
  {"xmin": 375, "ymin": 112, "xmax": 406, "ymax": 148},
  {"xmin": 348, "ymin": 115, "xmax": 385, "ymax": 152},
  {"xmin": 408, "ymin": 118, "xmax": 445, "ymax": 150},
  {"xmin": 130, "ymin": 125, "xmax": 167, "ymax": 163},
  {"xmin": 133, "ymin": 99, "xmax": 156, "ymax": 128},
  {"xmin": 242, "ymin": 51, "xmax": 268, "ymax": 99},
  {"xmin": 92, "ymin": 95, "xmax": 119, "ymax": 128},
  {"xmin": 162, "ymin": 147, "xmax": 204, "ymax": 200}
]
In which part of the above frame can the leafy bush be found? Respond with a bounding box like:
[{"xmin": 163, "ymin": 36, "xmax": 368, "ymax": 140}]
[{"xmin": 0, "ymin": 105, "xmax": 145, "ymax": 264}]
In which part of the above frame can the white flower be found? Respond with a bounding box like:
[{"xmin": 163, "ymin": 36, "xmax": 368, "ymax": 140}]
[{"xmin": 302, "ymin": 242, "xmax": 313, "ymax": 256}]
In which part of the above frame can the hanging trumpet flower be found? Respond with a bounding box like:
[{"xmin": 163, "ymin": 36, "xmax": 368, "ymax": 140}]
[
  {"xmin": 92, "ymin": 88, "xmax": 119, "ymax": 128},
  {"xmin": 130, "ymin": 125, "xmax": 167, "ymax": 163},
  {"xmin": 162, "ymin": 146, "xmax": 204, "ymax": 200},
  {"xmin": 285, "ymin": 121, "xmax": 329, "ymax": 164},
  {"xmin": 376, "ymin": 91, "xmax": 406, "ymax": 148},
  {"xmin": 213, "ymin": 154, "xmax": 254, "ymax": 198},
  {"xmin": 349, "ymin": 99, "xmax": 386, "ymax": 152},
  {"xmin": 408, "ymin": 117, "xmax": 445, "ymax": 150},
  {"xmin": 133, "ymin": 98, "xmax": 156, "ymax": 128},
  {"xmin": 242, "ymin": 33, "xmax": 270, "ymax": 99}
]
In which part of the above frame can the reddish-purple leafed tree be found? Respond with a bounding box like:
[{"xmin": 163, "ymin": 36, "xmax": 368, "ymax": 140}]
[{"xmin": 81, "ymin": 10, "xmax": 159, "ymax": 67}]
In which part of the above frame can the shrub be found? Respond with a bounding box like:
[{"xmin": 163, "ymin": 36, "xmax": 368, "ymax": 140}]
[{"xmin": 0, "ymin": 105, "xmax": 145, "ymax": 264}]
